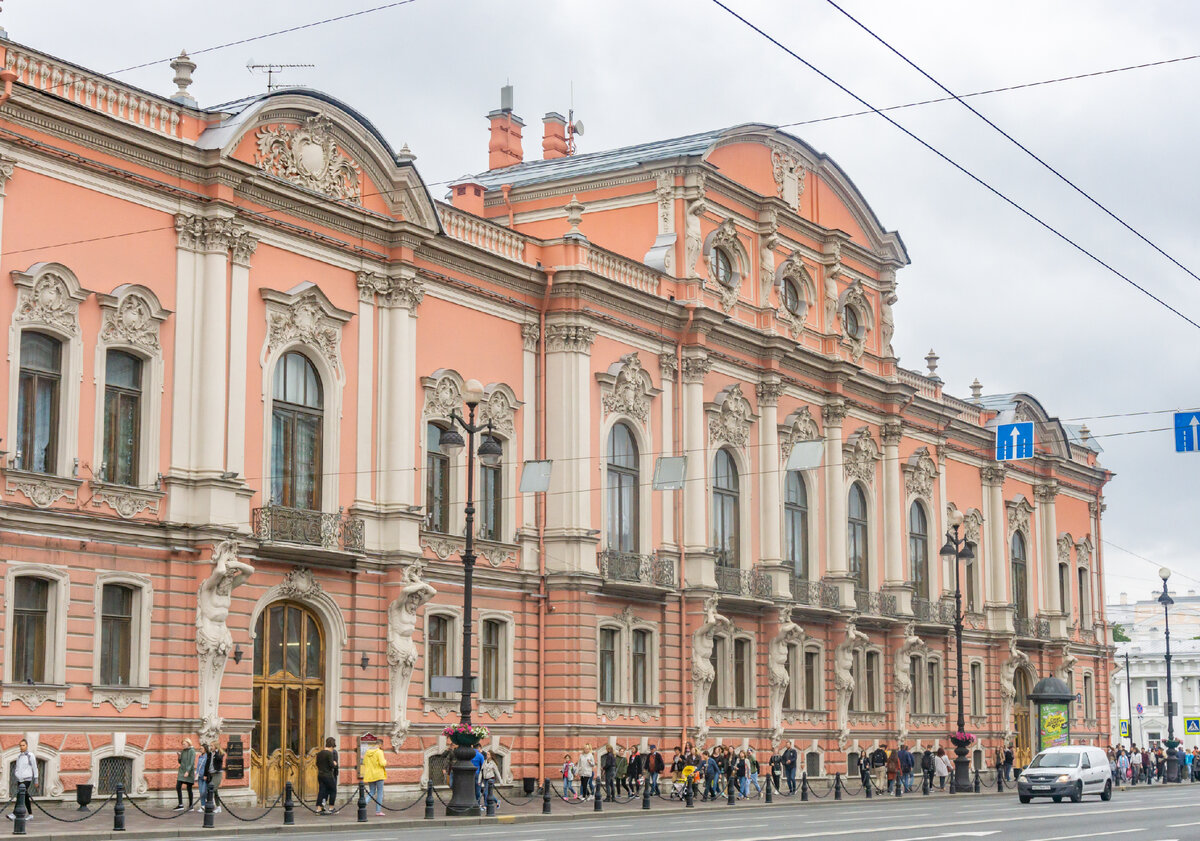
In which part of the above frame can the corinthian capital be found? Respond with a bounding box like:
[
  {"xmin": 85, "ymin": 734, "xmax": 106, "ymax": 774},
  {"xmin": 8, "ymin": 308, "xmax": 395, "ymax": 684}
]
[
  {"xmin": 1033, "ymin": 481, "xmax": 1059, "ymax": 504},
  {"xmin": 230, "ymin": 231, "xmax": 258, "ymax": 267},
  {"xmin": 522, "ymin": 323, "xmax": 541, "ymax": 352},
  {"xmin": 545, "ymin": 324, "xmax": 597, "ymax": 354},
  {"xmin": 821, "ymin": 400, "xmax": 847, "ymax": 427},
  {"xmin": 378, "ymin": 271, "xmax": 425, "ymax": 311},
  {"xmin": 981, "ymin": 465, "xmax": 1006, "ymax": 487},
  {"xmin": 755, "ymin": 381, "xmax": 783, "ymax": 407},
  {"xmin": 681, "ymin": 354, "xmax": 711, "ymax": 384},
  {"xmin": 880, "ymin": 420, "xmax": 903, "ymax": 446},
  {"xmin": 658, "ymin": 351, "xmax": 678, "ymax": 381}
]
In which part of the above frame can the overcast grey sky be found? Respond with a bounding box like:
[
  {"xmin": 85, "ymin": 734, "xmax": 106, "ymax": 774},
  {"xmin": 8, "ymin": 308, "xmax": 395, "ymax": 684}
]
[{"xmin": 10, "ymin": 0, "xmax": 1198, "ymax": 604}]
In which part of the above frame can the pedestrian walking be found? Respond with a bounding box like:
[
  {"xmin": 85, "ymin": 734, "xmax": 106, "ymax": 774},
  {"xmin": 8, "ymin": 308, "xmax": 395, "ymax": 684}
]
[
  {"xmin": 6, "ymin": 739, "xmax": 37, "ymax": 822},
  {"xmin": 602, "ymin": 745, "xmax": 617, "ymax": 801},
  {"xmin": 360, "ymin": 738, "xmax": 387, "ymax": 816},
  {"xmin": 194, "ymin": 743, "xmax": 209, "ymax": 811},
  {"xmin": 703, "ymin": 751, "xmax": 718, "ymax": 801},
  {"xmin": 870, "ymin": 743, "xmax": 888, "ymax": 793},
  {"xmin": 920, "ymin": 748, "xmax": 934, "ymax": 792},
  {"xmin": 885, "ymin": 747, "xmax": 900, "ymax": 794},
  {"xmin": 933, "ymin": 747, "xmax": 952, "ymax": 790},
  {"xmin": 615, "ymin": 747, "xmax": 629, "ymax": 796},
  {"xmin": 1002, "ymin": 745, "xmax": 1014, "ymax": 781},
  {"xmin": 748, "ymin": 748, "xmax": 762, "ymax": 794},
  {"xmin": 899, "ymin": 744, "xmax": 914, "ymax": 792},
  {"xmin": 646, "ymin": 744, "xmax": 664, "ymax": 794},
  {"xmin": 481, "ymin": 751, "xmax": 500, "ymax": 812},
  {"xmin": 627, "ymin": 745, "xmax": 644, "ymax": 794},
  {"xmin": 578, "ymin": 743, "xmax": 596, "ymax": 799},
  {"xmin": 174, "ymin": 738, "xmax": 196, "ymax": 811},
  {"xmin": 205, "ymin": 742, "xmax": 225, "ymax": 813},
  {"xmin": 561, "ymin": 753, "xmax": 577, "ymax": 800},
  {"xmin": 769, "ymin": 749, "xmax": 782, "ymax": 792},
  {"xmin": 315, "ymin": 737, "xmax": 339, "ymax": 813},
  {"xmin": 782, "ymin": 740, "xmax": 798, "ymax": 794},
  {"xmin": 735, "ymin": 750, "xmax": 750, "ymax": 799}
]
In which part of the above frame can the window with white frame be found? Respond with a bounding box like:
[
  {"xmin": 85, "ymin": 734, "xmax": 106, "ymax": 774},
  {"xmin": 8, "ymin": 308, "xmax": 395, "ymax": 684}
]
[
  {"xmin": 99, "ymin": 584, "xmax": 133, "ymax": 686},
  {"xmin": 784, "ymin": 643, "xmax": 800, "ymax": 709},
  {"xmin": 101, "ymin": 351, "xmax": 142, "ymax": 485},
  {"xmin": 1145, "ymin": 679, "xmax": 1159, "ymax": 707},
  {"xmin": 91, "ymin": 574, "xmax": 152, "ymax": 706},
  {"xmin": 1078, "ymin": 567, "xmax": 1091, "ymax": 629},
  {"xmin": 16, "ymin": 331, "xmax": 62, "ymax": 474},
  {"xmin": 1011, "ymin": 532, "xmax": 1030, "ymax": 620},
  {"xmin": 426, "ymin": 613, "xmax": 458, "ymax": 698},
  {"xmin": 909, "ymin": 501, "xmax": 930, "ymax": 600},
  {"xmin": 1083, "ymin": 673, "xmax": 1094, "ymax": 719},
  {"xmin": 865, "ymin": 650, "xmax": 881, "ymax": 713},
  {"xmin": 785, "ymin": 472, "xmax": 810, "ymax": 579},
  {"xmin": 606, "ymin": 423, "xmax": 639, "ymax": 552},
  {"xmin": 965, "ymin": 546, "xmax": 978, "ymax": 612},
  {"xmin": 632, "ymin": 629, "xmax": 649, "ymax": 705},
  {"xmin": 803, "ymin": 646, "xmax": 821, "ymax": 710},
  {"xmin": 733, "ymin": 637, "xmax": 752, "ymax": 708},
  {"xmin": 479, "ymin": 617, "xmax": 509, "ymax": 701},
  {"xmin": 271, "ymin": 351, "xmax": 323, "ymax": 510},
  {"xmin": 909, "ymin": 655, "xmax": 922, "ymax": 715},
  {"xmin": 425, "ymin": 423, "xmax": 451, "ymax": 533},
  {"xmin": 970, "ymin": 662, "xmax": 984, "ymax": 717},
  {"xmin": 4, "ymin": 566, "xmax": 69, "ymax": 699},
  {"xmin": 596, "ymin": 621, "xmax": 657, "ymax": 707},
  {"xmin": 712, "ymin": 449, "xmax": 740, "ymax": 566},
  {"xmin": 925, "ymin": 659, "xmax": 942, "ymax": 714},
  {"xmin": 599, "ymin": 627, "xmax": 618, "ymax": 703},
  {"xmin": 848, "ymin": 483, "xmax": 869, "ymax": 591},
  {"xmin": 479, "ymin": 442, "xmax": 503, "ymax": 542}
]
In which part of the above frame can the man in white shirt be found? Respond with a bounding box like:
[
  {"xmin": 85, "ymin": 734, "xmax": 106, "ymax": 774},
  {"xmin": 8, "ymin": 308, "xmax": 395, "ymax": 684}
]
[{"xmin": 7, "ymin": 739, "xmax": 38, "ymax": 821}]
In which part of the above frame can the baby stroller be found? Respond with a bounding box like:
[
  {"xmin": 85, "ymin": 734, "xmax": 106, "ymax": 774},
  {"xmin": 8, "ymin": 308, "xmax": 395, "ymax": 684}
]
[{"xmin": 670, "ymin": 765, "xmax": 697, "ymax": 799}]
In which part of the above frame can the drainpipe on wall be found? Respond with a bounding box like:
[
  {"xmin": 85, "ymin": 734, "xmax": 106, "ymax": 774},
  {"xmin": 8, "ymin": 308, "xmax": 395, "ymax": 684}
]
[
  {"xmin": 536, "ymin": 267, "xmax": 555, "ymax": 779},
  {"xmin": 501, "ymin": 184, "xmax": 515, "ymax": 228},
  {"xmin": 677, "ymin": 302, "xmax": 695, "ymax": 746},
  {"xmin": 0, "ymin": 68, "xmax": 18, "ymax": 107}
]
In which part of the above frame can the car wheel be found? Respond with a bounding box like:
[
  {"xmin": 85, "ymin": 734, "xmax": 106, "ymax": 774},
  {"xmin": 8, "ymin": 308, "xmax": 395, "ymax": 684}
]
[
  {"xmin": 1069, "ymin": 782, "xmax": 1082, "ymax": 803},
  {"xmin": 1052, "ymin": 795, "xmax": 1062, "ymax": 803},
  {"xmin": 1101, "ymin": 780, "xmax": 1112, "ymax": 802},
  {"xmin": 1019, "ymin": 794, "xmax": 1031, "ymax": 803}
]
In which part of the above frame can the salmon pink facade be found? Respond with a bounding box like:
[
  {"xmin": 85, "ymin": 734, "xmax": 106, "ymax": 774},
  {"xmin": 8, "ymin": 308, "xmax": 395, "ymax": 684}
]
[{"xmin": 0, "ymin": 43, "xmax": 1112, "ymax": 803}]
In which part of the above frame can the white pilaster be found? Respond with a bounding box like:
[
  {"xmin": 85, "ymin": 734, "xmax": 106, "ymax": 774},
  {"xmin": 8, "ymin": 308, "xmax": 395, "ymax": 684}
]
[
  {"xmin": 822, "ymin": 401, "xmax": 848, "ymax": 576},
  {"xmin": 756, "ymin": 381, "xmax": 782, "ymax": 564},
  {"xmin": 544, "ymin": 323, "xmax": 597, "ymax": 572},
  {"xmin": 681, "ymin": 352, "xmax": 710, "ymax": 554},
  {"xmin": 224, "ymin": 234, "xmax": 256, "ymax": 478},
  {"xmin": 881, "ymin": 420, "xmax": 903, "ymax": 586},
  {"xmin": 659, "ymin": 352, "xmax": 678, "ymax": 549},
  {"xmin": 196, "ymin": 242, "xmax": 230, "ymax": 474},
  {"xmin": 353, "ymin": 275, "xmax": 377, "ymax": 504}
]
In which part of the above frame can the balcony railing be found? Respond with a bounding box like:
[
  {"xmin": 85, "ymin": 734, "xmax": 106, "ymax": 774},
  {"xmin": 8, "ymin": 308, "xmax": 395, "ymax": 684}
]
[
  {"xmin": 912, "ymin": 596, "xmax": 935, "ymax": 622},
  {"xmin": 253, "ymin": 504, "xmax": 365, "ymax": 552},
  {"xmin": 790, "ymin": 576, "xmax": 841, "ymax": 609},
  {"xmin": 854, "ymin": 588, "xmax": 899, "ymax": 617},
  {"xmin": 714, "ymin": 556, "xmax": 771, "ymax": 599},
  {"xmin": 1013, "ymin": 615, "xmax": 1050, "ymax": 640},
  {"xmin": 598, "ymin": 549, "xmax": 674, "ymax": 588}
]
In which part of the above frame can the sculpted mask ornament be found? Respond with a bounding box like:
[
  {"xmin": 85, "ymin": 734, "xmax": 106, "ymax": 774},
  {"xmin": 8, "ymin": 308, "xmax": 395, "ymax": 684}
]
[
  {"xmin": 477, "ymin": 388, "xmax": 517, "ymax": 438},
  {"xmin": 779, "ymin": 407, "xmax": 820, "ymax": 466},
  {"xmin": 692, "ymin": 594, "xmax": 733, "ymax": 746},
  {"xmin": 256, "ymin": 115, "xmax": 362, "ymax": 203},
  {"xmin": 600, "ymin": 353, "xmax": 654, "ymax": 424},
  {"xmin": 15, "ymin": 271, "xmax": 82, "ymax": 334},
  {"xmin": 100, "ymin": 294, "xmax": 159, "ymax": 352},
  {"xmin": 1007, "ymin": 497, "xmax": 1034, "ymax": 536},
  {"xmin": 388, "ymin": 561, "xmax": 437, "ymax": 745},
  {"xmin": 843, "ymin": 428, "xmax": 879, "ymax": 484},
  {"xmin": 265, "ymin": 291, "xmax": 345, "ymax": 377},
  {"xmin": 708, "ymin": 384, "xmax": 753, "ymax": 448},
  {"xmin": 903, "ymin": 448, "xmax": 938, "ymax": 499},
  {"xmin": 196, "ymin": 537, "xmax": 255, "ymax": 742}
]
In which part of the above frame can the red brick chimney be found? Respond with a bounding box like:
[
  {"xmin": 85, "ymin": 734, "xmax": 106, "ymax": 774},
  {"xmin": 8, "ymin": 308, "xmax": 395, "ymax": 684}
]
[
  {"xmin": 487, "ymin": 84, "xmax": 524, "ymax": 170},
  {"xmin": 542, "ymin": 112, "xmax": 568, "ymax": 160}
]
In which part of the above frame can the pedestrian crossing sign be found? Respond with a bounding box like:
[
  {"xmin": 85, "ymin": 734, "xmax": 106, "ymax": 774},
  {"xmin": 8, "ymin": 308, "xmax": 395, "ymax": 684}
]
[
  {"xmin": 1185, "ymin": 717, "xmax": 1200, "ymax": 734},
  {"xmin": 1119, "ymin": 720, "xmax": 1129, "ymax": 737}
]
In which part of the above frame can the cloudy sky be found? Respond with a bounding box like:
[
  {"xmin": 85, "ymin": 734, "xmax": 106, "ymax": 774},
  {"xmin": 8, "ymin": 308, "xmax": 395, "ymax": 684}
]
[{"xmin": 11, "ymin": 0, "xmax": 1198, "ymax": 604}]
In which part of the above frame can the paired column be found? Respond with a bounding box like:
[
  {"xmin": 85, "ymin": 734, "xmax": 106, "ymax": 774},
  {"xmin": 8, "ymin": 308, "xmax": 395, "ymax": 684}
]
[
  {"xmin": 756, "ymin": 381, "xmax": 783, "ymax": 564},
  {"xmin": 544, "ymin": 323, "xmax": 597, "ymax": 572},
  {"xmin": 659, "ymin": 352, "xmax": 678, "ymax": 549},
  {"xmin": 224, "ymin": 234, "xmax": 257, "ymax": 480},
  {"xmin": 519, "ymin": 325, "xmax": 540, "ymax": 570},
  {"xmin": 821, "ymin": 401, "xmax": 850, "ymax": 603},
  {"xmin": 880, "ymin": 420, "xmax": 904, "ymax": 587},
  {"xmin": 1035, "ymin": 481, "xmax": 1066, "ymax": 637},
  {"xmin": 681, "ymin": 352, "xmax": 710, "ymax": 554},
  {"xmin": 981, "ymin": 465, "xmax": 1011, "ymax": 632}
]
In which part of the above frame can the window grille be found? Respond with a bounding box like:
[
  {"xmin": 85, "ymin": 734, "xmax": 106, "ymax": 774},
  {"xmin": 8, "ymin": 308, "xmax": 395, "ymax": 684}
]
[{"xmin": 97, "ymin": 756, "xmax": 133, "ymax": 794}]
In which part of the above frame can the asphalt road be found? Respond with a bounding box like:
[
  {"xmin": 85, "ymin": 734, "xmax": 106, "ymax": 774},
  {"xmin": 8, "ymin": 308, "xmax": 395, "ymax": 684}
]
[{"xmin": 195, "ymin": 782, "xmax": 1200, "ymax": 841}]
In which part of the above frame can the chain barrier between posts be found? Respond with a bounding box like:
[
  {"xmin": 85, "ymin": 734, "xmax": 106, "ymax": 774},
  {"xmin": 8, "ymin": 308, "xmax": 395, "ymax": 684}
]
[
  {"xmin": 366, "ymin": 788, "xmax": 427, "ymax": 812},
  {"xmin": 294, "ymin": 791, "xmax": 357, "ymax": 815},
  {"xmin": 125, "ymin": 797, "xmax": 194, "ymax": 820},
  {"xmin": 494, "ymin": 786, "xmax": 540, "ymax": 807},
  {"xmin": 29, "ymin": 794, "xmax": 114, "ymax": 822},
  {"xmin": 215, "ymin": 792, "xmax": 283, "ymax": 822}
]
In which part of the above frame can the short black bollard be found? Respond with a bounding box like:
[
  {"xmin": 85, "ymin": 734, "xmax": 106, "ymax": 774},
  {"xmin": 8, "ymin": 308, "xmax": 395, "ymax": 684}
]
[
  {"xmin": 685, "ymin": 779, "xmax": 694, "ymax": 808},
  {"xmin": 283, "ymin": 781, "xmax": 294, "ymax": 826},
  {"xmin": 834, "ymin": 773, "xmax": 842, "ymax": 801},
  {"xmin": 997, "ymin": 770, "xmax": 1004, "ymax": 794},
  {"xmin": 800, "ymin": 773, "xmax": 809, "ymax": 802},
  {"xmin": 865, "ymin": 774, "xmax": 872, "ymax": 798},
  {"xmin": 894, "ymin": 775, "xmax": 902, "ymax": 798},
  {"xmin": 543, "ymin": 778, "xmax": 552, "ymax": 814},
  {"xmin": 764, "ymin": 774, "xmax": 773, "ymax": 804},
  {"xmin": 113, "ymin": 782, "xmax": 126, "ymax": 832},
  {"xmin": 923, "ymin": 773, "xmax": 930, "ymax": 795},
  {"xmin": 974, "ymin": 770, "xmax": 981, "ymax": 793},
  {"xmin": 487, "ymin": 780, "xmax": 496, "ymax": 817},
  {"xmin": 425, "ymin": 781, "xmax": 434, "ymax": 820},
  {"xmin": 356, "ymin": 781, "xmax": 367, "ymax": 823},
  {"xmin": 203, "ymin": 780, "xmax": 215, "ymax": 829},
  {"xmin": 727, "ymin": 777, "xmax": 736, "ymax": 805},
  {"xmin": 13, "ymin": 781, "xmax": 27, "ymax": 836},
  {"xmin": 643, "ymin": 778, "xmax": 651, "ymax": 810},
  {"xmin": 593, "ymin": 778, "xmax": 602, "ymax": 812}
]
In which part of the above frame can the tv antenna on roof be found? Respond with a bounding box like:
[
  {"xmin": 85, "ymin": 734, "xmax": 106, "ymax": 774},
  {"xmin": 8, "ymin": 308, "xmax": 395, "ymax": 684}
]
[
  {"xmin": 566, "ymin": 82, "xmax": 584, "ymax": 156},
  {"xmin": 246, "ymin": 60, "xmax": 316, "ymax": 92}
]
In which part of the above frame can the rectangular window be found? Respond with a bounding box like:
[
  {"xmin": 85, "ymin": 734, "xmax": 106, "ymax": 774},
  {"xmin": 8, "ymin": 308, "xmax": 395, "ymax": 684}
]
[
  {"xmin": 865, "ymin": 652, "xmax": 879, "ymax": 713},
  {"xmin": 909, "ymin": 656, "xmax": 922, "ymax": 715},
  {"xmin": 97, "ymin": 756, "xmax": 133, "ymax": 795},
  {"xmin": 1078, "ymin": 568, "xmax": 1090, "ymax": 628},
  {"xmin": 803, "ymin": 649, "xmax": 819, "ymax": 710},
  {"xmin": 1146, "ymin": 680, "xmax": 1159, "ymax": 707},
  {"xmin": 709, "ymin": 637, "xmax": 724, "ymax": 707},
  {"xmin": 965, "ymin": 553, "xmax": 977, "ymax": 612},
  {"xmin": 632, "ymin": 629, "xmax": 648, "ymax": 705},
  {"xmin": 783, "ymin": 644, "xmax": 798, "ymax": 709},
  {"xmin": 849, "ymin": 651, "xmax": 859, "ymax": 712},
  {"xmin": 99, "ymin": 584, "xmax": 133, "ymax": 686},
  {"xmin": 926, "ymin": 661, "xmax": 939, "ymax": 715},
  {"xmin": 479, "ymin": 463, "xmax": 502, "ymax": 542},
  {"xmin": 734, "ymin": 638, "xmax": 750, "ymax": 708},
  {"xmin": 1084, "ymin": 674, "xmax": 1094, "ymax": 719},
  {"xmin": 970, "ymin": 663, "xmax": 983, "ymax": 717},
  {"xmin": 1058, "ymin": 563, "xmax": 1070, "ymax": 616},
  {"xmin": 599, "ymin": 628, "xmax": 618, "ymax": 704},
  {"xmin": 13, "ymin": 577, "xmax": 49, "ymax": 684},
  {"xmin": 428, "ymin": 616, "xmax": 449, "ymax": 697},
  {"xmin": 480, "ymin": 619, "xmax": 501, "ymax": 700},
  {"xmin": 102, "ymin": 351, "xmax": 142, "ymax": 485},
  {"xmin": 425, "ymin": 424, "xmax": 450, "ymax": 533},
  {"xmin": 17, "ymin": 332, "xmax": 61, "ymax": 475}
]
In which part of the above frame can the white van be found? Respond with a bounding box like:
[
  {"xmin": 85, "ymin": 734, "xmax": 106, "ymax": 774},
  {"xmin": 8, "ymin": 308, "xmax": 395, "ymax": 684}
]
[{"xmin": 1017, "ymin": 745, "xmax": 1112, "ymax": 803}]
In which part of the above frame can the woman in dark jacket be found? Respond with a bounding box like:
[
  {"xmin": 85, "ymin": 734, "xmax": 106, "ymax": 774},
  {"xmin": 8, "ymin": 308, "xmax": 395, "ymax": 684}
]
[
  {"xmin": 601, "ymin": 745, "xmax": 617, "ymax": 801},
  {"xmin": 315, "ymin": 737, "xmax": 339, "ymax": 813},
  {"xmin": 768, "ymin": 750, "xmax": 782, "ymax": 791},
  {"xmin": 626, "ymin": 747, "xmax": 643, "ymax": 793},
  {"xmin": 205, "ymin": 744, "xmax": 225, "ymax": 813},
  {"xmin": 735, "ymin": 751, "xmax": 750, "ymax": 799}
]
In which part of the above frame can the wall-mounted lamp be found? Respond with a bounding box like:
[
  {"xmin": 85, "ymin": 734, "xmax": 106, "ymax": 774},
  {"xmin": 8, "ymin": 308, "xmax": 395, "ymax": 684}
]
[
  {"xmin": 360, "ymin": 653, "xmax": 370, "ymax": 671},
  {"xmin": 232, "ymin": 644, "xmax": 244, "ymax": 665}
]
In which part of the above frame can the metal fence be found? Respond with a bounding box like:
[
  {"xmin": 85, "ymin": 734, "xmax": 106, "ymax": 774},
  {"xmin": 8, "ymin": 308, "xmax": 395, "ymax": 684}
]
[{"xmin": 253, "ymin": 504, "xmax": 366, "ymax": 552}]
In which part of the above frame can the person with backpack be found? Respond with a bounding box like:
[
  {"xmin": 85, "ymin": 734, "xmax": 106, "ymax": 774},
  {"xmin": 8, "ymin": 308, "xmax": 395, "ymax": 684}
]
[
  {"xmin": 315, "ymin": 737, "xmax": 339, "ymax": 814},
  {"xmin": 1002, "ymin": 745, "xmax": 1014, "ymax": 781},
  {"xmin": 560, "ymin": 753, "xmax": 577, "ymax": 800},
  {"xmin": 898, "ymin": 744, "xmax": 914, "ymax": 792},
  {"xmin": 885, "ymin": 747, "xmax": 900, "ymax": 794},
  {"xmin": 615, "ymin": 746, "xmax": 629, "ymax": 796},
  {"xmin": 920, "ymin": 748, "xmax": 935, "ymax": 792},
  {"xmin": 870, "ymin": 743, "xmax": 888, "ymax": 794},
  {"xmin": 747, "ymin": 748, "xmax": 762, "ymax": 794},
  {"xmin": 703, "ymin": 750, "xmax": 719, "ymax": 801},
  {"xmin": 781, "ymin": 741, "xmax": 798, "ymax": 794}
]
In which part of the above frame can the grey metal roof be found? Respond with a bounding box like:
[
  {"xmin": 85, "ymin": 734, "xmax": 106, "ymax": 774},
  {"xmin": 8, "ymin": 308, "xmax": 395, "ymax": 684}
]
[
  {"xmin": 1063, "ymin": 422, "xmax": 1104, "ymax": 453},
  {"xmin": 973, "ymin": 393, "xmax": 1100, "ymax": 452},
  {"xmin": 471, "ymin": 125, "xmax": 740, "ymax": 190}
]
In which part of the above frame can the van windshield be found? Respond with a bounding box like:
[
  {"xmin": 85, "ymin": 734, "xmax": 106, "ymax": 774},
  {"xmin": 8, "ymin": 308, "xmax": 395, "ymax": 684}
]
[{"xmin": 1029, "ymin": 752, "xmax": 1080, "ymax": 768}]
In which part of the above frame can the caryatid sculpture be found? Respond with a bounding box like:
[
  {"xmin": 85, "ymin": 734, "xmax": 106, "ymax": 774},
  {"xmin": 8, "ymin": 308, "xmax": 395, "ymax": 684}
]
[
  {"xmin": 388, "ymin": 560, "xmax": 437, "ymax": 746},
  {"xmin": 893, "ymin": 622, "xmax": 928, "ymax": 744},
  {"xmin": 833, "ymin": 615, "xmax": 869, "ymax": 750},
  {"xmin": 999, "ymin": 636, "xmax": 1031, "ymax": 746},
  {"xmin": 196, "ymin": 536, "xmax": 255, "ymax": 742},
  {"xmin": 691, "ymin": 593, "xmax": 733, "ymax": 747},
  {"xmin": 768, "ymin": 605, "xmax": 806, "ymax": 746}
]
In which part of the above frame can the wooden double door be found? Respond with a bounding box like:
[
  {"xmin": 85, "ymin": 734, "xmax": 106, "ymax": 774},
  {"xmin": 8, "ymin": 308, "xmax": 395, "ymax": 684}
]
[{"xmin": 250, "ymin": 603, "xmax": 325, "ymax": 804}]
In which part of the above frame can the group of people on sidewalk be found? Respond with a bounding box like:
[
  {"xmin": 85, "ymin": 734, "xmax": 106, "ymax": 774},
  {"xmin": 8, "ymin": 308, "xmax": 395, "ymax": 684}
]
[
  {"xmin": 1108, "ymin": 744, "xmax": 1200, "ymax": 785},
  {"xmin": 562, "ymin": 743, "xmax": 668, "ymax": 801},
  {"xmin": 857, "ymin": 743, "xmax": 956, "ymax": 794}
]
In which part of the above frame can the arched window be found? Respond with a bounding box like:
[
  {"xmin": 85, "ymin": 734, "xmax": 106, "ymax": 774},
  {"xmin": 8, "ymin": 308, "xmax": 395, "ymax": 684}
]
[
  {"xmin": 1078, "ymin": 566, "xmax": 1091, "ymax": 629},
  {"xmin": 965, "ymin": 545, "xmax": 978, "ymax": 612},
  {"xmin": 1058, "ymin": 562, "xmax": 1070, "ymax": 616},
  {"xmin": 847, "ymin": 484, "xmax": 869, "ymax": 591},
  {"xmin": 783, "ymin": 279, "xmax": 803, "ymax": 316},
  {"xmin": 480, "ymin": 618, "xmax": 503, "ymax": 700},
  {"xmin": 908, "ymin": 502, "xmax": 929, "ymax": 600},
  {"xmin": 843, "ymin": 306, "xmax": 861, "ymax": 338},
  {"xmin": 271, "ymin": 352, "xmax": 323, "ymax": 510},
  {"xmin": 712, "ymin": 449, "xmax": 739, "ymax": 566},
  {"xmin": 599, "ymin": 627, "xmax": 618, "ymax": 704},
  {"xmin": 785, "ymin": 473, "xmax": 809, "ymax": 579},
  {"xmin": 102, "ymin": 350, "xmax": 143, "ymax": 485},
  {"xmin": 713, "ymin": 247, "xmax": 734, "ymax": 287},
  {"xmin": 1011, "ymin": 532, "xmax": 1029, "ymax": 620},
  {"xmin": 606, "ymin": 423, "xmax": 639, "ymax": 552},
  {"xmin": 425, "ymin": 423, "xmax": 450, "ymax": 533},
  {"xmin": 17, "ymin": 331, "xmax": 62, "ymax": 474}
]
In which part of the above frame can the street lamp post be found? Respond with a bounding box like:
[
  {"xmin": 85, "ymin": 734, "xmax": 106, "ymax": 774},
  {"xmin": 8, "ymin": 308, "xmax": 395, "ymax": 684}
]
[
  {"xmin": 939, "ymin": 508, "xmax": 975, "ymax": 794},
  {"xmin": 439, "ymin": 379, "xmax": 503, "ymax": 816},
  {"xmin": 1158, "ymin": 567, "xmax": 1179, "ymax": 783}
]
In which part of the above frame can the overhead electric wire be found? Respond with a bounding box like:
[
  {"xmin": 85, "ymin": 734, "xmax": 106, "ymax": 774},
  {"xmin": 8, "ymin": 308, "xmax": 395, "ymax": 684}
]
[
  {"xmin": 708, "ymin": 0, "xmax": 1200, "ymax": 331},
  {"xmin": 821, "ymin": 0, "xmax": 1200, "ymax": 287},
  {"xmin": 108, "ymin": 0, "xmax": 420, "ymax": 75}
]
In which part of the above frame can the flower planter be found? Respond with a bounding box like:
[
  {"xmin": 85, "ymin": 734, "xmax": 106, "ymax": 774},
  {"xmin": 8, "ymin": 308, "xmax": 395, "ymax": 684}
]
[{"xmin": 449, "ymin": 732, "xmax": 482, "ymax": 747}]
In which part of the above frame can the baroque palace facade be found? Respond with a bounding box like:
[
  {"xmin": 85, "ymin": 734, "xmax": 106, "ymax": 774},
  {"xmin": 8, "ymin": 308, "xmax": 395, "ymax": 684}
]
[{"xmin": 0, "ymin": 39, "xmax": 1111, "ymax": 803}]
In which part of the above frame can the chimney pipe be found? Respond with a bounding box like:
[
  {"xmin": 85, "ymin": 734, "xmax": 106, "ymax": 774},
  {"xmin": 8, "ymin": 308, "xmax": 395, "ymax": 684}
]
[
  {"xmin": 542, "ymin": 112, "xmax": 568, "ymax": 160},
  {"xmin": 487, "ymin": 84, "xmax": 524, "ymax": 170}
]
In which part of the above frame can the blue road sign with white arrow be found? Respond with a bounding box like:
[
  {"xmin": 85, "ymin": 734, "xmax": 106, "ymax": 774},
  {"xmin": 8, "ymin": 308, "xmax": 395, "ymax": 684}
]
[
  {"xmin": 1176, "ymin": 412, "xmax": 1200, "ymax": 453},
  {"xmin": 995, "ymin": 422, "xmax": 1035, "ymax": 461}
]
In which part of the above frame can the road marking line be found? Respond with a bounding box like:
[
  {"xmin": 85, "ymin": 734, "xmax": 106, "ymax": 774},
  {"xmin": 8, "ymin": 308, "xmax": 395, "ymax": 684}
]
[
  {"xmin": 1169, "ymin": 820, "xmax": 1200, "ymax": 826},
  {"xmin": 1018, "ymin": 829, "xmax": 1142, "ymax": 841}
]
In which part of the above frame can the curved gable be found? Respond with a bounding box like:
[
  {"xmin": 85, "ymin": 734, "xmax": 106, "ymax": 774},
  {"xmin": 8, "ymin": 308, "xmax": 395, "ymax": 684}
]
[
  {"xmin": 703, "ymin": 125, "xmax": 907, "ymax": 266},
  {"xmin": 200, "ymin": 90, "xmax": 440, "ymax": 233}
]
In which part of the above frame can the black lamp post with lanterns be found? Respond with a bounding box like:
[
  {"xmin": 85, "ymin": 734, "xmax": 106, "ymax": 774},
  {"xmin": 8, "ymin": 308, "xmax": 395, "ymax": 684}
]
[
  {"xmin": 939, "ymin": 508, "xmax": 975, "ymax": 793},
  {"xmin": 438, "ymin": 378, "xmax": 503, "ymax": 816},
  {"xmin": 1158, "ymin": 567, "xmax": 1180, "ymax": 783}
]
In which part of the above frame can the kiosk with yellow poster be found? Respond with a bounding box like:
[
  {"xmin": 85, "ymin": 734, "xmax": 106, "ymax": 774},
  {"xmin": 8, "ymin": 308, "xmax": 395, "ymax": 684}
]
[{"xmin": 1030, "ymin": 676, "xmax": 1074, "ymax": 753}]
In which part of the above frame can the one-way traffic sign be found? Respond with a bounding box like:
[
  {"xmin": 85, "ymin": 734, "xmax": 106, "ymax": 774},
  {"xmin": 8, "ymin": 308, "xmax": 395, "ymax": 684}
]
[
  {"xmin": 1176, "ymin": 412, "xmax": 1200, "ymax": 453},
  {"xmin": 996, "ymin": 422, "xmax": 1034, "ymax": 461}
]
